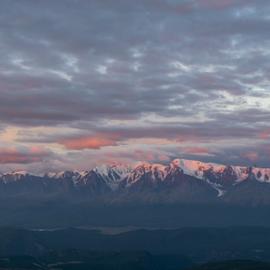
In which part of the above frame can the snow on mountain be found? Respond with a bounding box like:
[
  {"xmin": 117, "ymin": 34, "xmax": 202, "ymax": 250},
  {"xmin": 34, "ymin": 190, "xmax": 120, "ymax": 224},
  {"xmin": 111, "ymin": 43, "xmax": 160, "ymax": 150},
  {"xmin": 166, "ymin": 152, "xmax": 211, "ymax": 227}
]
[
  {"xmin": 43, "ymin": 164, "xmax": 131, "ymax": 191},
  {"xmin": 92, "ymin": 164, "xmax": 131, "ymax": 190},
  {"xmin": 171, "ymin": 159, "xmax": 249, "ymax": 182},
  {"xmin": 1, "ymin": 159, "xmax": 270, "ymax": 197},
  {"xmin": 93, "ymin": 164, "xmax": 131, "ymax": 180},
  {"xmin": 0, "ymin": 170, "xmax": 31, "ymax": 183},
  {"xmin": 124, "ymin": 159, "xmax": 270, "ymax": 196},
  {"xmin": 252, "ymin": 167, "xmax": 270, "ymax": 182},
  {"xmin": 171, "ymin": 159, "xmax": 225, "ymax": 178},
  {"xmin": 125, "ymin": 162, "xmax": 168, "ymax": 187},
  {"xmin": 45, "ymin": 170, "xmax": 83, "ymax": 180}
]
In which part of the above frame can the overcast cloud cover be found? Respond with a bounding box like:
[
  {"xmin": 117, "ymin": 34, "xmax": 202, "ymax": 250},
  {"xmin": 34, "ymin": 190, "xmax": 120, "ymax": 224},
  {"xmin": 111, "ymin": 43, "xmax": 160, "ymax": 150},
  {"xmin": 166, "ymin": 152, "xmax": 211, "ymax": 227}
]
[{"xmin": 0, "ymin": 0, "xmax": 270, "ymax": 172}]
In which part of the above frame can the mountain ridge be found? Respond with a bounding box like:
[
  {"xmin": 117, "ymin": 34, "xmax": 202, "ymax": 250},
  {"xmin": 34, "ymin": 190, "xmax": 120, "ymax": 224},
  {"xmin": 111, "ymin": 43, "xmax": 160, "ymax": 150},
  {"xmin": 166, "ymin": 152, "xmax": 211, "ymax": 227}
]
[
  {"xmin": 2, "ymin": 158, "xmax": 270, "ymax": 181},
  {"xmin": 1, "ymin": 158, "xmax": 270, "ymax": 184},
  {"xmin": 0, "ymin": 158, "xmax": 270, "ymax": 202}
]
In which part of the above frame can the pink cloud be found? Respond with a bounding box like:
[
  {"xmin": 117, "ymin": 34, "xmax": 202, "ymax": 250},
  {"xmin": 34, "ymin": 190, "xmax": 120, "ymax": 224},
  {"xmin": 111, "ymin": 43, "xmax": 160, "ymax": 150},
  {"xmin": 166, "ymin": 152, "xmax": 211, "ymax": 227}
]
[
  {"xmin": 134, "ymin": 150, "xmax": 156, "ymax": 161},
  {"xmin": 242, "ymin": 151, "xmax": 259, "ymax": 162},
  {"xmin": 59, "ymin": 134, "xmax": 119, "ymax": 150},
  {"xmin": 0, "ymin": 147, "xmax": 49, "ymax": 164},
  {"xmin": 259, "ymin": 129, "xmax": 270, "ymax": 140},
  {"xmin": 182, "ymin": 146, "xmax": 210, "ymax": 155}
]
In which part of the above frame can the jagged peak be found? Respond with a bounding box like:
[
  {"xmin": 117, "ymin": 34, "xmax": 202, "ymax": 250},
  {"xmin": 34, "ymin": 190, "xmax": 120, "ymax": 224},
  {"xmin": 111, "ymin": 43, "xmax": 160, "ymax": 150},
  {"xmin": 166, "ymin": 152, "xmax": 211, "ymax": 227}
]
[
  {"xmin": 172, "ymin": 159, "xmax": 225, "ymax": 172},
  {"xmin": 1, "ymin": 170, "xmax": 32, "ymax": 179},
  {"xmin": 133, "ymin": 161, "xmax": 167, "ymax": 172},
  {"xmin": 169, "ymin": 159, "xmax": 268, "ymax": 182},
  {"xmin": 45, "ymin": 170, "xmax": 83, "ymax": 179},
  {"xmin": 1, "ymin": 158, "xmax": 270, "ymax": 186}
]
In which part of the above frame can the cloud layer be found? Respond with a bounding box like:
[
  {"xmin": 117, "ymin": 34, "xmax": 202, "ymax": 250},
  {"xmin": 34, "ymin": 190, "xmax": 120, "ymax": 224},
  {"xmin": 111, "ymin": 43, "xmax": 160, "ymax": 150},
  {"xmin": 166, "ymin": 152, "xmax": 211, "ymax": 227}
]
[{"xmin": 0, "ymin": 0, "xmax": 270, "ymax": 171}]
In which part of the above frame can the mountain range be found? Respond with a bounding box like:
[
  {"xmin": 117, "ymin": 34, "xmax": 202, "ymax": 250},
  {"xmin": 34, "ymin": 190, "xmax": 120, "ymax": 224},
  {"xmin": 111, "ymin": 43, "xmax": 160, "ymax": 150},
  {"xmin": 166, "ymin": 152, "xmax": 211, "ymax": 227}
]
[
  {"xmin": 1, "ymin": 158, "xmax": 270, "ymax": 228},
  {"xmin": 1, "ymin": 158, "xmax": 270, "ymax": 204}
]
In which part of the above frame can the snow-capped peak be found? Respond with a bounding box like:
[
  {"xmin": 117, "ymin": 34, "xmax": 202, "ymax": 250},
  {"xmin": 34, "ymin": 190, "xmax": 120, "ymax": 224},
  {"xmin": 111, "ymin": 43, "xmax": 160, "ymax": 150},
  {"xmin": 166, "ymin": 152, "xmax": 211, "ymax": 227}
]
[
  {"xmin": 171, "ymin": 159, "xmax": 270, "ymax": 184},
  {"xmin": 171, "ymin": 159, "xmax": 225, "ymax": 178},
  {"xmin": 46, "ymin": 170, "xmax": 82, "ymax": 179},
  {"xmin": 1, "ymin": 158, "xmax": 270, "ymax": 197},
  {"xmin": 0, "ymin": 170, "xmax": 31, "ymax": 183},
  {"xmin": 93, "ymin": 163, "xmax": 131, "ymax": 178},
  {"xmin": 9, "ymin": 170, "xmax": 29, "ymax": 176},
  {"xmin": 82, "ymin": 163, "xmax": 131, "ymax": 190}
]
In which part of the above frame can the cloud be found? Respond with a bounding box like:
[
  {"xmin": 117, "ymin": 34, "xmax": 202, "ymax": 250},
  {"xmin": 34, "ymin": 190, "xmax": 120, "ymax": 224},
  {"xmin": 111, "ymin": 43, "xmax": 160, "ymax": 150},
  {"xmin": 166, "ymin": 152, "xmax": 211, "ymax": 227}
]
[
  {"xmin": 0, "ymin": 0, "xmax": 269, "ymax": 126},
  {"xmin": 198, "ymin": 0, "xmax": 240, "ymax": 10},
  {"xmin": 59, "ymin": 135, "xmax": 118, "ymax": 150},
  {"xmin": 242, "ymin": 151, "xmax": 259, "ymax": 162},
  {"xmin": 0, "ymin": 147, "xmax": 51, "ymax": 164},
  {"xmin": 0, "ymin": 0, "xmax": 270, "ymax": 170},
  {"xmin": 259, "ymin": 129, "xmax": 270, "ymax": 140},
  {"xmin": 181, "ymin": 147, "xmax": 211, "ymax": 156}
]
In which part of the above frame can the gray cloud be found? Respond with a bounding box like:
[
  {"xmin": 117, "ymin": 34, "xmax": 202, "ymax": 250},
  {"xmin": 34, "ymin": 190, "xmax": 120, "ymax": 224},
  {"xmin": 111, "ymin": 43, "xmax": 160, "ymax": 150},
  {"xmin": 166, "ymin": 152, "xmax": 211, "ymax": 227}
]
[{"xmin": 0, "ymin": 0, "xmax": 270, "ymax": 168}]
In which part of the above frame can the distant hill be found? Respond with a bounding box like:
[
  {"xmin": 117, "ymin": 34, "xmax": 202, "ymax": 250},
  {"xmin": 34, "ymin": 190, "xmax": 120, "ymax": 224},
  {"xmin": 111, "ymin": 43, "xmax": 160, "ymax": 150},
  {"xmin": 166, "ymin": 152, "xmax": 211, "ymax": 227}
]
[
  {"xmin": 191, "ymin": 260, "xmax": 270, "ymax": 270},
  {"xmin": 0, "ymin": 252, "xmax": 192, "ymax": 270},
  {"xmin": 0, "ymin": 227, "xmax": 270, "ymax": 263}
]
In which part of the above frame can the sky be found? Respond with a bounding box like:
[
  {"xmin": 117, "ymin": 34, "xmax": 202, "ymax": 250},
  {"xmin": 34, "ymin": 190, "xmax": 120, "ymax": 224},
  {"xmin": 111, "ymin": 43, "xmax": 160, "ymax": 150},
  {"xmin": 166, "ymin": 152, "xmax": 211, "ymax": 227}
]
[{"xmin": 0, "ymin": 0, "xmax": 270, "ymax": 173}]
